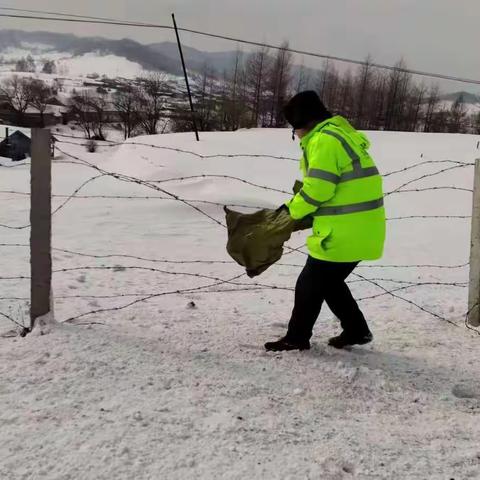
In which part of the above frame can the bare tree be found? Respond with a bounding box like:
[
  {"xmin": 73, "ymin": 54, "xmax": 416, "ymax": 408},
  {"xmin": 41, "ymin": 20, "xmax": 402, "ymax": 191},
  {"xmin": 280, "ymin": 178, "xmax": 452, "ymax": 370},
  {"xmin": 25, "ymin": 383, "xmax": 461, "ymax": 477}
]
[
  {"xmin": 28, "ymin": 78, "xmax": 54, "ymax": 127},
  {"xmin": 70, "ymin": 91, "xmax": 109, "ymax": 139},
  {"xmin": 363, "ymin": 70, "xmax": 387, "ymax": 130},
  {"xmin": 137, "ymin": 74, "xmax": 168, "ymax": 135},
  {"xmin": 113, "ymin": 86, "xmax": 141, "ymax": 139},
  {"xmin": 324, "ymin": 64, "xmax": 340, "ymax": 111},
  {"xmin": 295, "ymin": 59, "xmax": 309, "ymax": 93},
  {"xmin": 424, "ymin": 85, "xmax": 440, "ymax": 132},
  {"xmin": 406, "ymin": 83, "xmax": 427, "ymax": 132},
  {"xmin": 315, "ymin": 60, "xmax": 341, "ymax": 112},
  {"xmin": 89, "ymin": 93, "xmax": 109, "ymax": 140},
  {"xmin": 237, "ymin": 63, "xmax": 250, "ymax": 128},
  {"xmin": 448, "ymin": 94, "xmax": 468, "ymax": 133},
  {"xmin": 218, "ymin": 69, "xmax": 230, "ymax": 130},
  {"xmin": 15, "ymin": 55, "xmax": 36, "ymax": 73},
  {"xmin": 52, "ymin": 78, "xmax": 64, "ymax": 94},
  {"xmin": 267, "ymin": 41, "xmax": 292, "ymax": 127},
  {"xmin": 42, "ymin": 60, "xmax": 56, "ymax": 75},
  {"xmin": 354, "ymin": 55, "xmax": 374, "ymax": 128},
  {"xmin": 384, "ymin": 59, "xmax": 411, "ymax": 131},
  {"xmin": 246, "ymin": 46, "xmax": 269, "ymax": 126},
  {"xmin": 474, "ymin": 112, "xmax": 480, "ymax": 135},
  {"xmin": 430, "ymin": 108, "xmax": 449, "ymax": 133},
  {"xmin": 316, "ymin": 59, "xmax": 332, "ymax": 102},
  {"xmin": 69, "ymin": 91, "xmax": 96, "ymax": 139},
  {"xmin": 0, "ymin": 75, "xmax": 34, "ymax": 124},
  {"xmin": 193, "ymin": 62, "xmax": 224, "ymax": 131},
  {"xmin": 229, "ymin": 48, "xmax": 243, "ymax": 130},
  {"xmin": 216, "ymin": 49, "xmax": 252, "ymax": 131},
  {"xmin": 15, "ymin": 58, "xmax": 27, "ymax": 72},
  {"xmin": 337, "ymin": 68, "xmax": 354, "ymax": 117}
]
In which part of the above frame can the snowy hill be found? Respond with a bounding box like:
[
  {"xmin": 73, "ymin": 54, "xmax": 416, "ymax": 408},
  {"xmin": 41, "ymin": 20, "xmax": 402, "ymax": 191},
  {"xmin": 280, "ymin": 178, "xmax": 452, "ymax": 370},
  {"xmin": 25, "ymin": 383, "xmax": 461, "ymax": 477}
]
[
  {"xmin": 0, "ymin": 45, "xmax": 151, "ymax": 80},
  {"xmin": 0, "ymin": 29, "xmax": 182, "ymax": 76},
  {"xmin": 1, "ymin": 128, "xmax": 480, "ymax": 478},
  {"xmin": 0, "ymin": 29, "xmax": 322, "ymax": 85},
  {"xmin": 149, "ymin": 41, "xmax": 241, "ymax": 74}
]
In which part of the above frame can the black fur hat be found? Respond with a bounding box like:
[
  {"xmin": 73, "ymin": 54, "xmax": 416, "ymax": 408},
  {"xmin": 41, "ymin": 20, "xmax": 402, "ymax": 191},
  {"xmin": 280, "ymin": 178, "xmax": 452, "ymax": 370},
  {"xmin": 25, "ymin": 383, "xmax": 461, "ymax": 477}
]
[{"xmin": 283, "ymin": 91, "xmax": 332, "ymax": 129}]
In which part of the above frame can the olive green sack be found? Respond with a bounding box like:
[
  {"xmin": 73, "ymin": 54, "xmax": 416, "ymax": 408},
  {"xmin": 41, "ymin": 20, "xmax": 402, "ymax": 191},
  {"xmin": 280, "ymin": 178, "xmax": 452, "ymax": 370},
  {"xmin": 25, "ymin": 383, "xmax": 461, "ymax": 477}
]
[{"xmin": 224, "ymin": 181, "xmax": 311, "ymax": 278}]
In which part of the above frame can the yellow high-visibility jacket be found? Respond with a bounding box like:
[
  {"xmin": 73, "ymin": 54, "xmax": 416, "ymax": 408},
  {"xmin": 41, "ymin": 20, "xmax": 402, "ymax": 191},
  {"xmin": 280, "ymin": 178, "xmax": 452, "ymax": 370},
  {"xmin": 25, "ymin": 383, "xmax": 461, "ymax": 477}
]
[{"xmin": 287, "ymin": 115, "xmax": 386, "ymax": 262}]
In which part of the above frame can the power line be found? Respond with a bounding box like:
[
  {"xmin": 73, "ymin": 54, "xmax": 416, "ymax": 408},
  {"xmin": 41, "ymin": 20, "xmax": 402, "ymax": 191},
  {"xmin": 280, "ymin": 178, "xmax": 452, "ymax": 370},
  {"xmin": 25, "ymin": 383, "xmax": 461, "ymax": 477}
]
[
  {"xmin": 1, "ymin": 11, "xmax": 480, "ymax": 86},
  {"xmin": 0, "ymin": 12, "xmax": 171, "ymax": 29},
  {"xmin": 0, "ymin": 6, "xmax": 154, "ymax": 25}
]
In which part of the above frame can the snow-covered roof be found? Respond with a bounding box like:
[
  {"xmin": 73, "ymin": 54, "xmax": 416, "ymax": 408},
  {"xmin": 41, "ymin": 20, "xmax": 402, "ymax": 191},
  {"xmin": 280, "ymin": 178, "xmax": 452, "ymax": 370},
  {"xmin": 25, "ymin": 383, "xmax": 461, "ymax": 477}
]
[
  {"xmin": 0, "ymin": 125, "xmax": 31, "ymax": 138},
  {"xmin": 25, "ymin": 104, "xmax": 67, "ymax": 115}
]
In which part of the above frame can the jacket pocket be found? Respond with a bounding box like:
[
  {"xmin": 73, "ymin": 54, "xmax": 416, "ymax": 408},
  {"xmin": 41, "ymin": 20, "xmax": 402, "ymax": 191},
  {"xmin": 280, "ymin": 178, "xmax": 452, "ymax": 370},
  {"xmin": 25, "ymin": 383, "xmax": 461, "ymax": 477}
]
[{"xmin": 307, "ymin": 223, "xmax": 333, "ymax": 253}]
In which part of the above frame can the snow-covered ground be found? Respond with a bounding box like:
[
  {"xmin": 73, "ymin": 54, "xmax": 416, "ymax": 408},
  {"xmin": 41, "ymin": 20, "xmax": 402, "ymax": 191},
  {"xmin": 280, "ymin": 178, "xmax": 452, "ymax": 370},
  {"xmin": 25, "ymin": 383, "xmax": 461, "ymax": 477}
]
[
  {"xmin": 0, "ymin": 47, "xmax": 146, "ymax": 79},
  {"xmin": 1, "ymin": 128, "xmax": 480, "ymax": 479},
  {"xmin": 58, "ymin": 52, "xmax": 146, "ymax": 80}
]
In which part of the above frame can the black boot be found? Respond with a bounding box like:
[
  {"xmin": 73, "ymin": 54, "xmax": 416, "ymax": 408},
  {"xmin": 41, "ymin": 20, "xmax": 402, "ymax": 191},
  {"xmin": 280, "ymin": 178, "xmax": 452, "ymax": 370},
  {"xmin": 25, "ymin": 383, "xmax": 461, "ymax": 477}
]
[
  {"xmin": 328, "ymin": 330, "xmax": 373, "ymax": 349},
  {"xmin": 264, "ymin": 336, "xmax": 311, "ymax": 352}
]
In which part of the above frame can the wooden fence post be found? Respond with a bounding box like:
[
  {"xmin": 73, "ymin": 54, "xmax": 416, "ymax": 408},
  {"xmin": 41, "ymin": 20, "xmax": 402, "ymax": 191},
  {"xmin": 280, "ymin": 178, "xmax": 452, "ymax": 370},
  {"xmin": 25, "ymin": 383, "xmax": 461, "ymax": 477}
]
[
  {"xmin": 30, "ymin": 129, "xmax": 53, "ymax": 332},
  {"xmin": 468, "ymin": 158, "xmax": 480, "ymax": 327}
]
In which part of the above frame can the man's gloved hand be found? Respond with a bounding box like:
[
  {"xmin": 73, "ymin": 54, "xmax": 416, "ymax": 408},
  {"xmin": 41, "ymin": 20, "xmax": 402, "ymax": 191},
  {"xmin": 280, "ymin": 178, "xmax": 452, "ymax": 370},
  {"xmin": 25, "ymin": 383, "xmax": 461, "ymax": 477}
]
[
  {"xmin": 294, "ymin": 214, "xmax": 313, "ymax": 231},
  {"xmin": 292, "ymin": 180, "xmax": 303, "ymax": 195},
  {"xmin": 276, "ymin": 204, "xmax": 289, "ymax": 213}
]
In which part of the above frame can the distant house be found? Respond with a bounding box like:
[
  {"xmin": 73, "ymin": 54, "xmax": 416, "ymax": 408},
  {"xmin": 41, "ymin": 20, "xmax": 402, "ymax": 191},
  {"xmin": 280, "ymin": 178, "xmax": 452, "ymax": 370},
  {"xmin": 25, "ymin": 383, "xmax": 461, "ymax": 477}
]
[
  {"xmin": 0, "ymin": 96, "xmax": 69, "ymax": 128},
  {"xmin": 0, "ymin": 130, "xmax": 31, "ymax": 161}
]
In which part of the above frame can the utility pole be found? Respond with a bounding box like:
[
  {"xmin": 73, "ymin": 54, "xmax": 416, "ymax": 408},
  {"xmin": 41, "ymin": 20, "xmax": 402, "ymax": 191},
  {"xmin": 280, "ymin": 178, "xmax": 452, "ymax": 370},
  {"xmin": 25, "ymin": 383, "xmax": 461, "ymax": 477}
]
[{"xmin": 172, "ymin": 13, "xmax": 200, "ymax": 141}]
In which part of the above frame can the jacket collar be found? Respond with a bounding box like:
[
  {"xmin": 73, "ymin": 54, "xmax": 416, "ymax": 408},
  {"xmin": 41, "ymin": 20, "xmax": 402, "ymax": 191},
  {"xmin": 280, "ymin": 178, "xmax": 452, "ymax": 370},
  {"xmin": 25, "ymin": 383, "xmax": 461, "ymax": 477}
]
[{"xmin": 299, "ymin": 117, "xmax": 333, "ymax": 148}]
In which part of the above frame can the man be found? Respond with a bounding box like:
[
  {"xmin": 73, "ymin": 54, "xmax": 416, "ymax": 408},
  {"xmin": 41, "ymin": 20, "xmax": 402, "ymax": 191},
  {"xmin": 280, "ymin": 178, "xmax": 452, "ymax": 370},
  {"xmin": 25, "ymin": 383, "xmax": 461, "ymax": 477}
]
[{"xmin": 265, "ymin": 91, "xmax": 386, "ymax": 351}]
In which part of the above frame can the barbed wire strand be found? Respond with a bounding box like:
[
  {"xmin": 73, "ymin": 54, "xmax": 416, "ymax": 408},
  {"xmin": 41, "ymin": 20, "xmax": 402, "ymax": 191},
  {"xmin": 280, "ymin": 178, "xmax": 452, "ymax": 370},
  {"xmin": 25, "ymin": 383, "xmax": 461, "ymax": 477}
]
[
  {"xmin": 0, "ymin": 243, "xmax": 470, "ymax": 270},
  {"xmin": 0, "ymin": 190, "xmax": 473, "ymax": 230},
  {"xmin": 385, "ymin": 163, "xmax": 474, "ymax": 197},
  {"xmin": 382, "ymin": 159, "xmax": 474, "ymax": 178},
  {"xmin": 0, "ymin": 173, "xmax": 108, "ymax": 230},
  {"xmin": 386, "ymin": 215, "xmax": 470, "ymax": 220},
  {"xmin": 352, "ymin": 271, "xmax": 462, "ymax": 328},
  {"xmin": 0, "ymin": 310, "xmax": 25, "ymax": 330},
  {"xmin": 55, "ymin": 136, "xmax": 299, "ymax": 161},
  {"xmin": 0, "ymin": 189, "xmax": 272, "ymax": 211},
  {"xmin": 387, "ymin": 186, "xmax": 473, "ymax": 195},
  {"xmin": 54, "ymin": 136, "xmax": 475, "ymax": 180},
  {"xmin": 2, "ymin": 262, "xmax": 468, "ymax": 293},
  {"xmin": 63, "ymin": 272, "xmax": 248, "ymax": 323}
]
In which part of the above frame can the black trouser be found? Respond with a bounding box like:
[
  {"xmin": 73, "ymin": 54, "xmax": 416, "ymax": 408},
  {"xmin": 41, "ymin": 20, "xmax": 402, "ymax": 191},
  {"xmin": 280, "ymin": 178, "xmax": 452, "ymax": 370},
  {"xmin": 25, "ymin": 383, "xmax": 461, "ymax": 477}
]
[{"xmin": 286, "ymin": 256, "xmax": 370, "ymax": 342}]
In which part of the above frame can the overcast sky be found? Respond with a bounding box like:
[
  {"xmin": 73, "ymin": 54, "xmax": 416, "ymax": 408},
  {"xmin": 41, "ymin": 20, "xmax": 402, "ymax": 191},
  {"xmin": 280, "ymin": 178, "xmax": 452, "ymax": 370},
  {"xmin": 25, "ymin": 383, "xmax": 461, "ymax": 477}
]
[{"xmin": 1, "ymin": 0, "xmax": 479, "ymax": 89}]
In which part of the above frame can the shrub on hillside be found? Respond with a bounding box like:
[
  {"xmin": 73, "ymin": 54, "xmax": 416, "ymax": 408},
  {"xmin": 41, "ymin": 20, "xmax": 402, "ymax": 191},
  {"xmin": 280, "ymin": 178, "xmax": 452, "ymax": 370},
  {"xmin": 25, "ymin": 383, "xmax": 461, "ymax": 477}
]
[{"xmin": 86, "ymin": 139, "xmax": 97, "ymax": 153}]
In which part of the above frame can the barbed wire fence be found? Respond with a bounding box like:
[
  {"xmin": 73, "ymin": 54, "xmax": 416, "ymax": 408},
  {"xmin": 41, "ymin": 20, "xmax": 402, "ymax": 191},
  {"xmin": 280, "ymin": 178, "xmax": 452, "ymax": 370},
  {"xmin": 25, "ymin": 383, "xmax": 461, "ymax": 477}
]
[{"xmin": 1, "ymin": 130, "xmax": 480, "ymax": 338}]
